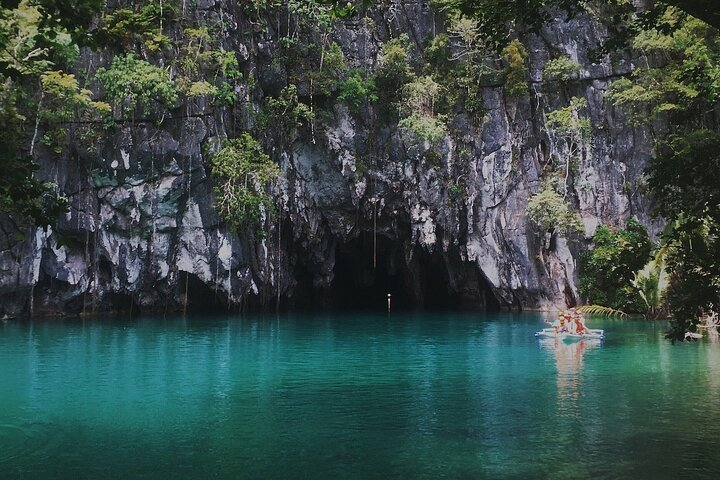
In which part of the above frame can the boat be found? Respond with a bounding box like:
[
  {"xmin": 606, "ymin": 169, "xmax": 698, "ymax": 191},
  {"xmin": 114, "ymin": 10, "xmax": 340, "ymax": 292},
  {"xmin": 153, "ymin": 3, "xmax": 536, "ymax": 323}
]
[{"xmin": 535, "ymin": 328, "xmax": 605, "ymax": 341}]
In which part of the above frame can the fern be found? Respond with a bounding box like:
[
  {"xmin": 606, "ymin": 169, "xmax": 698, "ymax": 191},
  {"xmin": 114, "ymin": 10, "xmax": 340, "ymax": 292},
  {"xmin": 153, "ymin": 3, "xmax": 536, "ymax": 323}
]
[{"xmin": 577, "ymin": 304, "xmax": 629, "ymax": 318}]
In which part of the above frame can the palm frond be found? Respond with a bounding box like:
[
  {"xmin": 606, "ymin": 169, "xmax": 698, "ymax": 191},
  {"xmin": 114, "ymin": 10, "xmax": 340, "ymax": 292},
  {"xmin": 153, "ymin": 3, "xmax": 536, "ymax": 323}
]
[{"xmin": 577, "ymin": 304, "xmax": 629, "ymax": 318}]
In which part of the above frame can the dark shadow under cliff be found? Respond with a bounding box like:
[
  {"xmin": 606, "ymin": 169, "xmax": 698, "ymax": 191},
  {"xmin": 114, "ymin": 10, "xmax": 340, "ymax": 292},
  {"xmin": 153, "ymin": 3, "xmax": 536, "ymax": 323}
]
[{"xmin": 292, "ymin": 231, "xmax": 500, "ymax": 312}]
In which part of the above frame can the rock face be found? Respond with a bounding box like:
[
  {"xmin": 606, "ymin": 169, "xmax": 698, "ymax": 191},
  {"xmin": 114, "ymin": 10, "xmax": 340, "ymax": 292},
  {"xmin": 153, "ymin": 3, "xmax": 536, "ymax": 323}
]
[{"xmin": 0, "ymin": 1, "xmax": 661, "ymax": 316}]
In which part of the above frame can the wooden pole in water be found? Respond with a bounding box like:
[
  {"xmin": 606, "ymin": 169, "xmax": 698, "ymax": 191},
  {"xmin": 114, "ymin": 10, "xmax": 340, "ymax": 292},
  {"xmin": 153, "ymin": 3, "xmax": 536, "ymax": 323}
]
[
  {"xmin": 373, "ymin": 200, "xmax": 377, "ymax": 270},
  {"xmin": 276, "ymin": 211, "xmax": 281, "ymax": 313},
  {"xmin": 183, "ymin": 272, "xmax": 189, "ymax": 317}
]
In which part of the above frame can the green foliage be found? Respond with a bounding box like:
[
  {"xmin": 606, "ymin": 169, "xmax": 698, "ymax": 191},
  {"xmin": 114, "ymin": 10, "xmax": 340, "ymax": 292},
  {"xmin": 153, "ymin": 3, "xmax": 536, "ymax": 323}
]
[
  {"xmin": 173, "ymin": 24, "xmax": 241, "ymax": 106},
  {"xmin": 451, "ymin": 63, "xmax": 487, "ymax": 121},
  {"xmin": 22, "ymin": 0, "xmax": 104, "ymax": 49},
  {"xmin": 0, "ymin": 0, "xmax": 102, "ymax": 226},
  {"xmin": 429, "ymin": 0, "xmax": 582, "ymax": 50},
  {"xmin": 502, "ymin": 39, "xmax": 528, "ymax": 97},
  {"xmin": 543, "ymin": 56, "xmax": 582, "ymax": 83},
  {"xmin": 186, "ymin": 80, "xmax": 218, "ymax": 98},
  {"xmin": 39, "ymin": 70, "xmax": 110, "ymax": 152},
  {"xmin": 607, "ymin": 11, "xmax": 720, "ymax": 124},
  {"xmin": 0, "ymin": 156, "xmax": 68, "ymax": 225},
  {"xmin": 398, "ymin": 114, "xmax": 447, "ymax": 144},
  {"xmin": 375, "ymin": 35, "xmax": 415, "ymax": 108},
  {"xmin": 650, "ymin": 130, "xmax": 720, "ymax": 227},
  {"xmin": 632, "ymin": 243, "xmax": 669, "ymax": 318},
  {"xmin": 256, "ymin": 84, "xmax": 313, "ymax": 135},
  {"xmin": 289, "ymin": 0, "xmax": 333, "ymax": 31},
  {"xmin": 96, "ymin": 53, "xmax": 177, "ymax": 116},
  {"xmin": 338, "ymin": 68, "xmax": 377, "ymax": 110},
  {"xmin": 210, "ymin": 133, "xmax": 280, "ymax": 232},
  {"xmin": 424, "ymin": 33, "xmax": 452, "ymax": 72},
  {"xmin": 239, "ymin": 0, "xmax": 281, "ymax": 19},
  {"xmin": 422, "ymin": 31, "xmax": 488, "ymax": 124},
  {"xmin": 545, "ymin": 97, "xmax": 591, "ymax": 138},
  {"xmin": 526, "ymin": 183, "xmax": 583, "ymax": 237},
  {"xmin": 323, "ymin": 0, "xmax": 373, "ymax": 19},
  {"xmin": 578, "ymin": 219, "xmax": 653, "ymax": 312},
  {"xmin": 0, "ymin": 1, "xmax": 80, "ymax": 76},
  {"xmin": 664, "ymin": 220, "xmax": 720, "ymax": 340},
  {"xmin": 98, "ymin": 2, "xmax": 176, "ymax": 51},
  {"xmin": 598, "ymin": 6, "xmax": 720, "ymax": 337},
  {"xmin": 576, "ymin": 304, "xmax": 629, "ymax": 318},
  {"xmin": 446, "ymin": 16, "xmax": 490, "ymax": 60},
  {"xmin": 403, "ymin": 75, "xmax": 442, "ymax": 117},
  {"xmin": 648, "ymin": 130, "xmax": 720, "ymax": 339},
  {"xmin": 448, "ymin": 183, "xmax": 465, "ymax": 198},
  {"xmin": 545, "ymin": 97, "xmax": 591, "ymax": 195},
  {"xmin": 608, "ymin": 73, "xmax": 696, "ymax": 124},
  {"xmin": 41, "ymin": 70, "xmax": 110, "ymax": 117},
  {"xmin": 0, "ymin": 78, "xmax": 67, "ymax": 225},
  {"xmin": 397, "ymin": 75, "xmax": 447, "ymax": 143},
  {"xmin": 311, "ymin": 42, "xmax": 347, "ymax": 97}
]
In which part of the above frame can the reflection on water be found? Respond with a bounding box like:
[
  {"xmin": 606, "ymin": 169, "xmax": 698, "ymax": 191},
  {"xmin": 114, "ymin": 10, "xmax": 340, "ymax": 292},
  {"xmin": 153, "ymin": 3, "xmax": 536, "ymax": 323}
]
[{"xmin": 538, "ymin": 337, "xmax": 603, "ymax": 419}]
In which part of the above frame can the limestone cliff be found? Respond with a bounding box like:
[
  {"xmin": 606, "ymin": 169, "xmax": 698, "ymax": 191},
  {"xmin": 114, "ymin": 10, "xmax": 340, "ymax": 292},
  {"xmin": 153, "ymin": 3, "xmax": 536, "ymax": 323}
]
[{"xmin": 0, "ymin": 1, "xmax": 661, "ymax": 316}]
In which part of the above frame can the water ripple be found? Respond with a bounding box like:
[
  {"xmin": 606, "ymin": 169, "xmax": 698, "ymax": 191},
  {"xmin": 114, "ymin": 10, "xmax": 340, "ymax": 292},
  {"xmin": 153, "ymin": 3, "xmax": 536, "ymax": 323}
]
[{"xmin": 0, "ymin": 313, "xmax": 719, "ymax": 479}]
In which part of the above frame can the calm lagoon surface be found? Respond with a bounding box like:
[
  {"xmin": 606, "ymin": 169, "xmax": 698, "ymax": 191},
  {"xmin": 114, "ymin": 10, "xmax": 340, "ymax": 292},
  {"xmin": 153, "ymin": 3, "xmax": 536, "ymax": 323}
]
[{"xmin": 1, "ymin": 312, "xmax": 719, "ymax": 479}]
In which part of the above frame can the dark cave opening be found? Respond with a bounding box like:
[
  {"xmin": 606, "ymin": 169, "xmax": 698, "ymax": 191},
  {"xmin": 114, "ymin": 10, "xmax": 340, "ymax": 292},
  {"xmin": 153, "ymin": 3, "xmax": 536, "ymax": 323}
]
[
  {"xmin": 331, "ymin": 232, "xmax": 414, "ymax": 311},
  {"xmin": 179, "ymin": 272, "xmax": 228, "ymax": 313},
  {"xmin": 322, "ymin": 231, "xmax": 499, "ymax": 312}
]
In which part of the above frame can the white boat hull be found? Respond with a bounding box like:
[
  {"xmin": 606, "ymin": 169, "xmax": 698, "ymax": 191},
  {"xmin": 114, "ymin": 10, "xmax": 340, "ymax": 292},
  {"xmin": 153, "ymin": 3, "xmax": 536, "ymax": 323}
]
[{"xmin": 535, "ymin": 328, "xmax": 605, "ymax": 340}]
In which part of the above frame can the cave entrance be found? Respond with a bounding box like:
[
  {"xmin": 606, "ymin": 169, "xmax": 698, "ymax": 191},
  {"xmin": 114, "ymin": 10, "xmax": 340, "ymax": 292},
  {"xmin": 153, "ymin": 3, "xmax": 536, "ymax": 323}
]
[
  {"xmin": 179, "ymin": 272, "xmax": 228, "ymax": 313},
  {"xmin": 331, "ymin": 232, "xmax": 413, "ymax": 311},
  {"xmin": 329, "ymin": 232, "xmax": 493, "ymax": 311}
]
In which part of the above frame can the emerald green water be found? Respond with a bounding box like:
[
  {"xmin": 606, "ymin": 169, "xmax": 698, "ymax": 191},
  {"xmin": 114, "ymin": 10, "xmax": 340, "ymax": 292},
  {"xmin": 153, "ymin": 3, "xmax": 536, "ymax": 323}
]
[{"xmin": 1, "ymin": 312, "xmax": 719, "ymax": 479}]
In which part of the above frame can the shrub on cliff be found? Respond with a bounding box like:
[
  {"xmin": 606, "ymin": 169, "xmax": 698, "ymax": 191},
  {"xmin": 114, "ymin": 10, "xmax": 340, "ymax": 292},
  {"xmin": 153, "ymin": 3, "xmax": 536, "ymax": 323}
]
[
  {"xmin": 338, "ymin": 68, "xmax": 377, "ymax": 110},
  {"xmin": 209, "ymin": 133, "xmax": 280, "ymax": 233},
  {"xmin": 543, "ymin": 56, "xmax": 582, "ymax": 83},
  {"xmin": 375, "ymin": 34, "xmax": 415, "ymax": 110},
  {"xmin": 398, "ymin": 75, "xmax": 447, "ymax": 143},
  {"xmin": 526, "ymin": 183, "xmax": 583, "ymax": 241},
  {"xmin": 502, "ymin": 39, "xmax": 528, "ymax": 97},
  {"xmin": 97, "ymin": 53, "xmax": 177, "ymax": 117}
]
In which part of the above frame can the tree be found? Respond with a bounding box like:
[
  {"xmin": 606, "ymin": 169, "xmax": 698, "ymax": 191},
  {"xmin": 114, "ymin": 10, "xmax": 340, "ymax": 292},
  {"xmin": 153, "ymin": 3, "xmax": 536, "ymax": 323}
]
[
  {"xmin": 430, "ymin": 0, "xmax": 583, "ymax": 49},
  {"xmin": 664, "ymin": 0, "xmax": 720, "ymax": 29},
  {"xmin": 649, "ymin": 130, "xmax": 720, "ymax": 340},
  {"xmin": 526, "ymin": 183, "xmax": 583, "ymax": 248},
  {"xmin": 578, "ymin": 220, "xmax": 653, "ymax": 313},
  {"xmin": 545, "ymin": 97, "xmax": 591, "ymax": 197},
  {"xmin": 502, "ymin": 39, "xmax": 528, "ymax": 97},
  {"xmin": 374, "ymin": 34, "xmax": 414, "ymax": 110},
  {"xmin": 0, "ymin": 0, "xmax": 103, "ymax": 227},
  {"xmin": 604, "ymin": 5, "xmax": 720, "ymax": 337},
  {"xmin": 543, "ymin": 56, "xmax": 582, "ymax": 83}
]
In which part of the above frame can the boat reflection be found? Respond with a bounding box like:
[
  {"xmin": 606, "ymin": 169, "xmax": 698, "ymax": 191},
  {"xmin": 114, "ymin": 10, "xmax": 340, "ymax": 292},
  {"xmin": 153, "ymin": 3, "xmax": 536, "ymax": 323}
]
[
  {"xmin": 538, "ymin": 337, "xmax": 602, "ymax": 374},
  {"xmin": 538, "ymin": 337, "xmax": 602, "ymax": 417}
]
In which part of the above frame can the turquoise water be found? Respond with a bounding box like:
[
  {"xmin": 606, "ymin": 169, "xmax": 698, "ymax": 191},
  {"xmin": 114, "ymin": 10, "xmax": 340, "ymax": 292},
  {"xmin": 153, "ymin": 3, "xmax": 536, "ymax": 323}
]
[{"xmin": 1, "ymin": 312, "xmax": 719, "ymax": 479}]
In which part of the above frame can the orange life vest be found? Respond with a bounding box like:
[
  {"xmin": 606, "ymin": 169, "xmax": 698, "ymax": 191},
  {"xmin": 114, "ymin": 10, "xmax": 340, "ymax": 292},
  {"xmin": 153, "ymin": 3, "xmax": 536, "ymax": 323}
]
[{"xmin": 576, "ymin": 320, "xmax": 585, "ymax": 334}]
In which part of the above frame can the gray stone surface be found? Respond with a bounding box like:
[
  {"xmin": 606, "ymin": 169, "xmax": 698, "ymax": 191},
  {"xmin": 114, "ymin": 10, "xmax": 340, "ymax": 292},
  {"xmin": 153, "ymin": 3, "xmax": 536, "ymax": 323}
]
[{"xmin": 0, "ymin": 1, "xmax": 660, "ymax": 316}]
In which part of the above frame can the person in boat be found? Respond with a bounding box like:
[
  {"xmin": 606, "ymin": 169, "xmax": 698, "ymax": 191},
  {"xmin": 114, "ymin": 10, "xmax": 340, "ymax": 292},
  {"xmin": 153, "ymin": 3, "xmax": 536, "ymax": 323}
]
[
  {"xmin": 565, "ymin": 312, "xmax": 577, "ymax": 334},
  {"xmin": 569, "ymin": 308, "xmax": 589, "ymax": 335},
  {"xmin": 546, "ymin": 312, "xmax": 567, "ymax": 332},
  {"xmin": 574, "ymin": 316, "xmax": 586, "ymax": 335}
]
